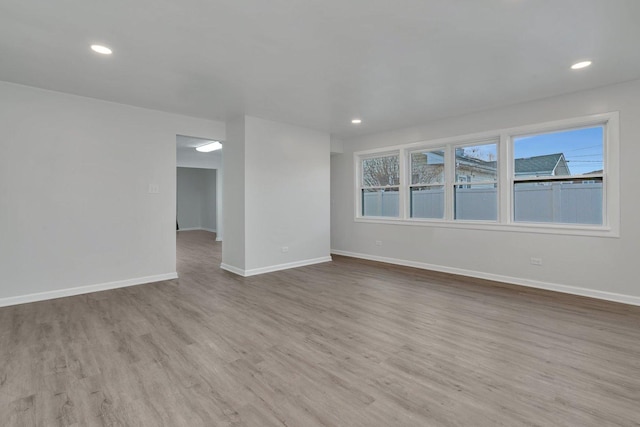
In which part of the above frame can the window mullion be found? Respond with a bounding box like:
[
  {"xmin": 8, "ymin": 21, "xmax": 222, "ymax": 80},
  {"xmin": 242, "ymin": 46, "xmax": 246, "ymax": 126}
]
[
  {"xmin": 444, "ymin": 144, "xmax": 454, "ymax": 220},
  {"xmin": 399, "ymin": 147, "xmax": 407, "ymax": 219},
  {"xmin": 500, "ymin": 133, "xmax": 511, "ymax": 224}
]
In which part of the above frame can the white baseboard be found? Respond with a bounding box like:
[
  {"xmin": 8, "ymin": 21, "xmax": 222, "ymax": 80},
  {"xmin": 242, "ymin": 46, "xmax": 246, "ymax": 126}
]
[
  {"xmin": 178, "ymin": 227, "xmax": 217, "ymax": 233},
  {"xmin": 220, "ymin": 263, "xmax": 245, "ymax": 276},
  {"xmin": 0, "ymin": 273, "xmax": 178, "ymax": 308},
  {"xmin": 221, "ymin": 256, "xmax": 332, "ymax": 277},
  {"xmin": 331, "ymin": 249, "xmax": 640, "ymax": 307}
]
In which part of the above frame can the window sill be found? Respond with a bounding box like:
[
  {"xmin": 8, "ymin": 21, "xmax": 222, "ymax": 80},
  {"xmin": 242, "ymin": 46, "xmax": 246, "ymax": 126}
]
[{"xmin": 353, "ymin": 217, "xmax": 618, "ymax": 238}]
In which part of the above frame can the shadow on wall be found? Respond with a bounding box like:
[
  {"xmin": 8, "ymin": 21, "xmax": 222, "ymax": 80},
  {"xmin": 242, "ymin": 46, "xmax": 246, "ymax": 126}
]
[{"xmin": 177, "ymin": 167, "xmax": 217, "ymax": 232}]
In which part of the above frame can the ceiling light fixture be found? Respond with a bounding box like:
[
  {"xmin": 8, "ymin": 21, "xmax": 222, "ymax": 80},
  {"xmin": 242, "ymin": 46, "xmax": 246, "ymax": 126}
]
[
  {"xmin": 195, "ymin": 141, "xmax": 222, "ymax": 152},
  {"xmin": 91, "ymin": 44, "xmax": 113, "ymax": 55},
  {"xmin": 351, "ymin": 119, "xmax": 362, "ymax": 124},
  {"xmin": 571, "ymin": 61, "xmax": 592, "ymax": 70}
]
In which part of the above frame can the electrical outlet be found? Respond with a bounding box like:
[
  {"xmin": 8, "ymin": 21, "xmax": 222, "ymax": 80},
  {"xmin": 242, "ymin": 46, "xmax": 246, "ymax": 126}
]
[
  {"xmin": 281, "ymin": 246, "xmax": 289, "ymax": 253},
  {"xmin": 148, "ymin": 184, "xmax": 159, "ymax": 194},
  {"xmin": 530, "ymin": 257, "xmax": 543, "ymax": 266},
  {"xmin": 375, "ymin": 240, "xmax": 382, "ymax": 246}
]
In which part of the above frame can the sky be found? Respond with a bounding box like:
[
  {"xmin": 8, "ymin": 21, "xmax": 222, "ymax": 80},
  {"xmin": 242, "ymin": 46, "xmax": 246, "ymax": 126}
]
[
  {"xmin": 416, "ymin": 126, "xmax": 604, "ymax": 176},
  {"xmin": 514, "ymin": 126, "xmax": 603, "ymax": 175}
]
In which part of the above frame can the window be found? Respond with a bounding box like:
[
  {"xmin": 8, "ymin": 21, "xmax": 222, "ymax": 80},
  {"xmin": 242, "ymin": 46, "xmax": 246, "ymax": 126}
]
[
  {"xmin": 512, "ymin": 126, "xmax": 604, "ymax": 225},
  {"xmin": 354, "ymin": 112, "xmax": 619, "ymax": 237},
  {"xmin": 410, "ymin": 149, "xmax": 445, "ymax": 219},
  {"xmin": 454, "ymin": 142, "xmax": 498, "ymax": 221},
  {"xmin": 359, "ymin": 153, "xmax": 400, "ymax": 217}
]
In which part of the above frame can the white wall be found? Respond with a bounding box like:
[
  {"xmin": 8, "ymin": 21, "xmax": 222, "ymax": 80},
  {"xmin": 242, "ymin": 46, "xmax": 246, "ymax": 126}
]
[
  {"xmin": 330, "ymin": 136, "xmax": 344, "ymax": 154},
  {"xmin": 331, "ymin": 79, "xmax": 640, "ymax": 304},
  {"xmin": 176, "ymin": 167, "xmax": 216, "ymax": 231},
  {"xmin": 203, "ymin": 168, "xmax": 217, "ymax": 231},
  {"xmin": 222, "ymin": 115, "xmax": 331, "ymax": 275},
  {"xmin": 221, "ymin": 116, "xmax": 246, "ymax": 270},
  {"xmin": 245, "ymin": 116, "xmax": 331, "ymax": 271},
  {"xmin": 216, "ymin": 149, "xmax": 223, "ymax": 242},
  {"xmin": 0, "ymin": 82, "xmax": 224, "ymax": 305}
]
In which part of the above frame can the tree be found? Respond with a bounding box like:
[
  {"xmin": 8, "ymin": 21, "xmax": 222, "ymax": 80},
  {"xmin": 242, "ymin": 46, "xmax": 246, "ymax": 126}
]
[
  {"xmin": 411, "ymin": 152, "xmax": 444, "ymax": 185},
  {"xmin": 362, "ymin": 156, "xmax": 399, "ymax": 187}
]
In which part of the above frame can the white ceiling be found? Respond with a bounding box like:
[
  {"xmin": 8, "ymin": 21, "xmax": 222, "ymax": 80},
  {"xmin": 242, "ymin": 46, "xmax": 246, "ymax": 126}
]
[
  {"xmin": 176, "ymin": 135, "xmax": 222, "ymax": 169},
  {"xmin": 176, "ymin": 135, "xmax": 220, "ymax": 150},
  {"xmin": 176, "ymin": 135, "xmax": 221, "ymax": 158},
  {"xmin": 1, "ymin": 0, "xmax": 639, "ymax": 138}
]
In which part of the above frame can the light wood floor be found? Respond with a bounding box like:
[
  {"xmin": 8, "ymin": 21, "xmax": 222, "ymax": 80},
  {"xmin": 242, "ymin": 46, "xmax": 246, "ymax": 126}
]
[{"xmin": 1, "ymin": 231, "xmax": 639, "ymax": 426}]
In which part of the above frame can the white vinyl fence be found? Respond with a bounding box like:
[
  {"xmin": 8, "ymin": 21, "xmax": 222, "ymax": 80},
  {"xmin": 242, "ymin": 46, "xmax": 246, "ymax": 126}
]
[
  {"xmin": 363, "ymin": 190, "xmax": 400, "ymax": 217},
  {"xmin": 363, "ymin": 182, "xmax": 602, "ymax": 224},
  {"xmin": 513, "ymin": 182, "xmax": 602, "ymax": 224}
]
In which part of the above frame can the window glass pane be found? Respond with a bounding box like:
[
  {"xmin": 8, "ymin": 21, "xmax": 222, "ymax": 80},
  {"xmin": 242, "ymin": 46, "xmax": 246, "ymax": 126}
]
[
  {"xmin": 362, "ymin": 154, "xmax": 399, "ymax": 187},
  {"xmin": 410, "ymin": 186, "xmax": 444, "ymax": 219},
  {"xmin": 455, "ymin": 143, "xmax": 497, "ymax": 182},
  {"xmin": 362, "ymin": 188, "xmax": 399, "ymax": 217},
  {"xmin": 514, "ymin": 180, "xmax": 603, "ymax": 225},
  {"xmin": 513, "ymin": 126, "xmax": 603, "ymax": 178},
  {"xmin": 411, "ymin": 150, "xmax": 445, "ymax": 185},
  {"xmin": 455, "ymin": 184, "xmax": 497, "ymax": 221}
]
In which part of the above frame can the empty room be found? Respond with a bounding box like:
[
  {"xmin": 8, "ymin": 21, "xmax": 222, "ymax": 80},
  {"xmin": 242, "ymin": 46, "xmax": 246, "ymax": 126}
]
[{"xmin": 1, "ymin": 1, "xmax": 640, "ymax": 426}]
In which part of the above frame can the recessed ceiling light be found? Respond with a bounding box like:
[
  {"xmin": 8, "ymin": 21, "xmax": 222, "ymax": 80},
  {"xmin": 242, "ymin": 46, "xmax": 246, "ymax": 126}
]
[
  {"xmin": 351, "ymin": 119, "xmax": 362, "ymax": 124},
  {"xmin": 91, "ymin": 44, "xmax": 112, "ymax": 55},
  {"xmin": 571, "ymin": 61, "xmax": 592, "ymax": 70},
  {"xmin": 195, "ymin": 141, "xmax": 222, "ymax": 152}
]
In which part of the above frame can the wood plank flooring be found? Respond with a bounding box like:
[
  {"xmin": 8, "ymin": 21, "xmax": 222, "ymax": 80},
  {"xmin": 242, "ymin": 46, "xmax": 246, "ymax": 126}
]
[{"xmin": 1, "ymin": 230, "xmax": 640, "ymax": 426}]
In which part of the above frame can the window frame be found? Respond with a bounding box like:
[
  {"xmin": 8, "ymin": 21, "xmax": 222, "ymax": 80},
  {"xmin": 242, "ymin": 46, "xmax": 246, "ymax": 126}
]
[
  {"xmin": 353, "ymin": 112, "xmax": 620, "ymax": 238},
  {"xmin": 356, "ymin": 150, "xmax": 402, "ymax": 219},
  {"xmin": 407, "ymin": 147, "xmax": 447, "ymax": 220},
  {"xmin": 508, "ymin": 124, "xmax": 605, "ymax": 227},
  {"xmin": 453, "ymin": 139, "xmax": 500, "ymax": 222}
]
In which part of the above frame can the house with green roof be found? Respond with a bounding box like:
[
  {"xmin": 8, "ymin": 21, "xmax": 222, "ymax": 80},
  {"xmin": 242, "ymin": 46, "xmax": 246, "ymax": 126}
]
[
  {"xmin": 411, "ymin": 151, "xmax": 571, "ymax": 185},
  {"xmin": 514, "ymin": 153, "xmax": 570, "ymax": 177}
]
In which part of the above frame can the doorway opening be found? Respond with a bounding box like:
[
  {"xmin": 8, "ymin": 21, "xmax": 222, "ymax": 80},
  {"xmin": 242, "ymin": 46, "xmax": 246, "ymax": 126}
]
[{"xmin": 176, "ymin": 135, "xmax": 223, "ymax": 272}]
